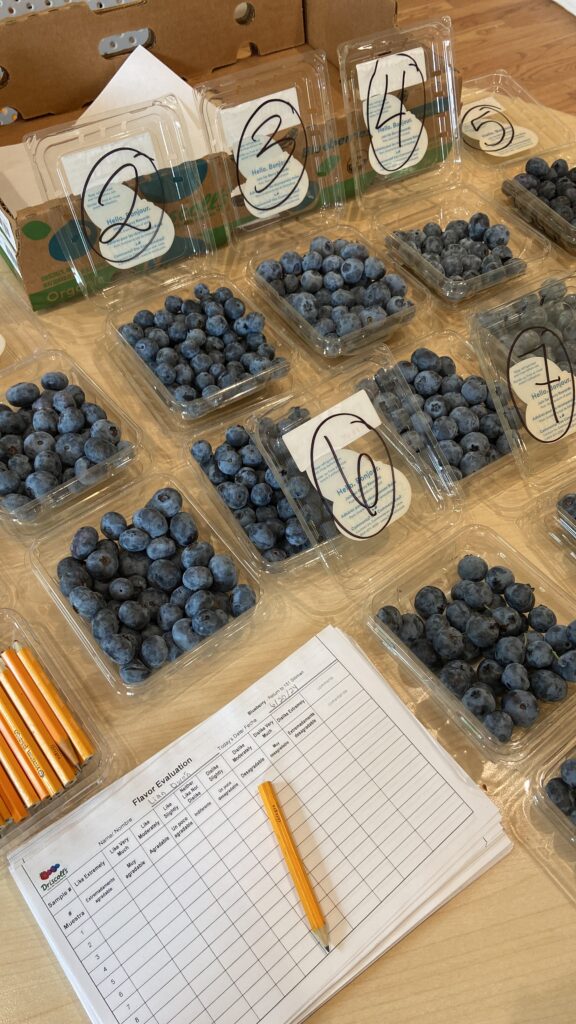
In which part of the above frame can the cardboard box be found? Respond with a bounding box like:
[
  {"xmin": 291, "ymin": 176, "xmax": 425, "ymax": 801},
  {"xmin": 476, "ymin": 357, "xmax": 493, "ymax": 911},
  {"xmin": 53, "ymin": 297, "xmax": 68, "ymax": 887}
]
[{"xmin": 0, "ymin": 0, "xmax": 428, "ymax": 311}]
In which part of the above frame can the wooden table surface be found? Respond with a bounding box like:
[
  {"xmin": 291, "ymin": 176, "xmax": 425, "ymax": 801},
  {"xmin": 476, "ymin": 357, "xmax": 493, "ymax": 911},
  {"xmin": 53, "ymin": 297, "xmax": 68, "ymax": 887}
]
[{"xmin": 1, "ymin": 8, "xmax": 576, "ymax": 1023}]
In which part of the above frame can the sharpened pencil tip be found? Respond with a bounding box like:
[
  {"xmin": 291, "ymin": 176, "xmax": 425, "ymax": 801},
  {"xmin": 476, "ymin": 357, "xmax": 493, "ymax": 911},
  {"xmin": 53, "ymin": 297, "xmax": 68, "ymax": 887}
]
[{"xmin": 324, "ymin": 945, "xmax": 330, "ymax": 952}]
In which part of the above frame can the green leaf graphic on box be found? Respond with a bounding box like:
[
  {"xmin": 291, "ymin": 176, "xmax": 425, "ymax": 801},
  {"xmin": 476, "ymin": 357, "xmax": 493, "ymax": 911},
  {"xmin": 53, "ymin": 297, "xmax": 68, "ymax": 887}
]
[
  {"xmin": 316, "ymin": 155, "xmax": 339, "ymax": 178},
  {"xmin": 49, "ymin": 221, "xmax": 96, "ymax": 262},
  {"xmin": 22, "ymin": 220, "xmax": 51, "ymax": 241}
]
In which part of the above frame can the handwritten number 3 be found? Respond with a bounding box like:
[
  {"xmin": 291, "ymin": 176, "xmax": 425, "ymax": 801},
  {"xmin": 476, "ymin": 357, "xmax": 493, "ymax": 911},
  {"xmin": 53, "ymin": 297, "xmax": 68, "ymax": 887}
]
[{"xmin": 235, "ymin": 99, "xmax": 308, "ymax": 214}]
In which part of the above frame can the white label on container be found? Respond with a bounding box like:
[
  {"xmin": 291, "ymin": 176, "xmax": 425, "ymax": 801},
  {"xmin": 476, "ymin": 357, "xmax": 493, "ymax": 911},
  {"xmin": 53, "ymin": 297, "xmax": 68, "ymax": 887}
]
[
  {"xmin": 220, "ymin": 88, "xmax": 309, "ymax": 219},
  {"xmin": 283, "ymin": 391, "xmax": 412, "ymax": 541},
  {"xmin": 356, "ymin": 49, "xmax": 428, "ymax": 177},
  {"xmin": 60, "ymin": 132, "xmax": 174, "ymax": 269},
  {"xmin": 460, "ymin": 96, "xmax": 538, "ymax": 158},
  {"xmin": 509, "ymin": 356, "xmax": 576, "ymax": 442}
]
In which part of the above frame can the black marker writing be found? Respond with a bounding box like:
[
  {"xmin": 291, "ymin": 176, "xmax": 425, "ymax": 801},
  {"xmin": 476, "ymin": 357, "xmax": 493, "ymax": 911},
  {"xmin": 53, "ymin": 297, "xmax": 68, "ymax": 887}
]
[
  {"xmin": 507, "ymin": 325, "xmax": 575, "ymax": 442},
  {"xmin": 235, "ymin": 98, "xmax": 308, "ymax": 214},
  {"xmin": 366, "ymin": 52, "xmax": 426, "ymax": 174}
]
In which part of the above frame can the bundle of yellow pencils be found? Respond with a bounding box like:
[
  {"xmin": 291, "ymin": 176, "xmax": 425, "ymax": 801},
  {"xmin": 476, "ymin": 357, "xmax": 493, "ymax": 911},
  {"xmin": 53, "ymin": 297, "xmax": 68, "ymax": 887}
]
[{"xmin": 0, "ymin": 642, "xmax": 95, "ymax": 829}]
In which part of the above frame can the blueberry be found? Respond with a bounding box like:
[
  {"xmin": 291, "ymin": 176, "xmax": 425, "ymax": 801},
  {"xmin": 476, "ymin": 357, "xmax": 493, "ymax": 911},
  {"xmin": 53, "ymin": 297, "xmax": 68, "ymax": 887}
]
[
  {"xmin": 133, "ymin": 507, "xmax": 168, "ymax": 538},
  {"xmin": 445, "ymin": 601, "xmax": 471, "ymax": 631},
  {"xmin": 494, "ymin": 636, "xmax": 525, "ymax": 666},
  {"xmin": 438, "ymin": 660, "xmax": 476, "ymax": 697},
  {"xmin": 477, "ymin": 658, "xmax": 503, "ymax": 686},
  {"xmin": 171, "ymin": 618, "xmax": 201, "ymax": 651},
  {"xmin": 483, "ymin": 710, "xmax": 514, "ymax": 742},
  {"xmin": 530, "ymin": 669, "xmax": 567, "ymax": 701},
  {"xmin": 99, "ymin": 632, "xmax": 137, "ymax": 665},
  {"xmin": 561, "ymin": 758, "xmax": 576, "ymax": 788},
  {"xmin": 6, "ymin": 382, "xmax": 40, "ymax": 408},
  {"xmin": 229, "ymin": 584, "xmax": 257, "ymax": 616},
  {"xmin": 525, "ymin": 640, "xmax": 555, "ymax": 669},
  {"xmin": 546, "ymin": 776, "xmax": 575, "ymax": 815},
  {"xmin": 41, "ymin": 371, "xmax": 69, "ymax": 391},
  {"xmin": 147, "ymin": 487, "xmax": 182, "ymax": 518},
  {"xmin": 209, "ymin": 554, "xmax": 238, "ymax": 592},
  {"xmin": 108, "ymin": 577, "xmax": 135, "ymax": 601},
  {"xmin": 181, "ymin": 565, "xmax": 213, "ymax": 592},
  {"xmin": 501, "ymin": 663, "xmax": 530, "ymax": 691},
  {"xmin": 414, "ymin": 586, "xmax": 447, "ymax": 618},
  {"xmin": 181, "ymin": 542, "xmax": 215, "ymax": 569},
  {"xmin": 145, "ymin": 559, "xmax": 180, "ymax": 593},
  {"xmin": 502, "ymin": 689, "xmax": 539, "ymax": 726},
  {"xmin": 545, "ymin": 625, "xmax": 571, "ymax": 654},
  {"xmin": 466, "ymin": 613, "xmax": 499, "ymax": 648},
  {"xmin": 119, "ymin": 527, "xmax": 149, "ymax": 553},
  {"xmin": 169, "ymin": 512, "xmax": 198, "ymax": 546},
  {"xmin": 376, "ymin": 605, "xmax": 402, "ymax": 634},
  {"xmin": 492, "ymin": 606, "xmax": 524, "ymax": 637},
  {"xmin": 101, "ymin": 511, "xmax": 127, "ymax": 540},
  {"xmin": 528, "ymin": 605, "xmax": 556, "ymax": 632},
  {"xmin": 451, "ymin": 579, "xmax": 492, "ymax": 610},
  {"xmin": 140, "ymin": 636, "xmax": 168, "ymax": 670},
  {"xmin": 457, "ymin": 554, "xmax": 488, "ymax": 581},
  {"xmin": 68, "ymin": 586, "xmax": 105, "ymax": 621},
  {"xmin": 463, "ymin": 686, "xmax": 496, "ymax": 717},
  {"xmin": 504, "ymin": 583, "xmax": 535, "ymax": 613},
  {"xmin": 70, "ymin": 526, "xmax": 99, "ymax": 560},
  {"xmin": 486, "ymin": 565, "xmax": 515, "ymax": 593},
  {"xmin": 431, "ymin": 626, "xmax": 464, "ymax": 662},
  {"xmin": 147, "ymin": 536, "xmax": 176, "ymax": 561},
  {"xmin": 192, "ymin": 609, "xmax": 229, "ymax": 636},
  {"xmin": 118, "ymin": 601, "xmax": 149, "ymax": 631},
  {"xmin": 554, "ymin": 650, "xmax": 576, "ymax": 681}
]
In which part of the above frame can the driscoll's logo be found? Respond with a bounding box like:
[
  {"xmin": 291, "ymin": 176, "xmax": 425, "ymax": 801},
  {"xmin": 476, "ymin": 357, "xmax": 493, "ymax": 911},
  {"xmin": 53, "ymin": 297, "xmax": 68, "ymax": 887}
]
[{"xmin": 39, "ymin": 863, "xmax": 60, "ymax": 881}]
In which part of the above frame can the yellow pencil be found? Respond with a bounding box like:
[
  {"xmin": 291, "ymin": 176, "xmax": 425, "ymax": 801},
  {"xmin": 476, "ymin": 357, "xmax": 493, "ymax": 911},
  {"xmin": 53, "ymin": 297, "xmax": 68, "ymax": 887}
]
[
  {"xmin": 258, "ymin": 781, "xmax": 330, "ymax": 953},
  {"xmin": 12, "ymin": 644, "xmax": 95, "ymax": 765},
  {"xmin": 0, "ymin": 687, "xmax": 62, "ymax": 798},
  {"xmin": 2, "ymin": 646, "xmax": 80, "ymax": 767},
  {"xmin": 0, "ymin": 661, "xmax": 78, "ymax": 788}
]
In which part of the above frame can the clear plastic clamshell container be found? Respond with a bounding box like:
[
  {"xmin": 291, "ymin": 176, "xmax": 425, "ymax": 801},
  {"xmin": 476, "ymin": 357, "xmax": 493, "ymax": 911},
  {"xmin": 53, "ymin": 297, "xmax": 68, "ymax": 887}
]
[
  {"xmin": 24, "ymin": 96, "xmax": 294, "ymax": 424},
  {"xmin": 246, "ymin": 359, "xmax": 458, "ymax": 591},
  {"xmin": 106, "ymin": 271, "xmax": 294, "ymax": 427},
  {"xmin": 459, "ymin": 72, "xmax": 572, "ymax": 168},
  {"xmin": 359, "ymin": 327, "xmax": 519, "ymax": 502},
  {"xmin": 382, "ymin": 184, "xmax": 551, "ymax": 304},
  {"xmin": 501, "ymin": 143, "xmax": 576, "ymax": 255},
  {"xmin": 195, "ymin": 51, "xmax": 431, "ymax": 360},
  {"xmin": 518, "ymin": 466, "xmax": 576, "ymax": 578},
  {"xmin": 247, "ymin": 219, "xmax": 431, "ymax": 360},
  {"xmin": 0, "ymin": 605, "xmax": 113, "ymax": 856},
  {"xmin": 30, "ymin": 470, "xmax": 265, "ymax": 700},
  {"xmin": 184, "ymin": 396, "xmax": 323, "ymax": 577},
  {"xmin": 367, "ymin": 524, "xmax": 576, "ymax": 766},
  {"xmin": 471, "ymin": 272, "xmax": 576, "ymax": 483},
  {"xmin": 338, "ymin": 20, "xmax": 551, "ymax": 304},
  {"xmin": 520, "ymin": 738, "xmax": 576, "ymax": 901},
  {"xmin": 0, "ymin": 349, "xmax": 141, "ymax": 537}
]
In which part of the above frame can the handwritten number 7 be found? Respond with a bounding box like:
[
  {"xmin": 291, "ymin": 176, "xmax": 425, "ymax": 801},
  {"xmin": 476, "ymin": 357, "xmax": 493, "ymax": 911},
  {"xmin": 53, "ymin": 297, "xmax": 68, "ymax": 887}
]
[{"xmin": 522, "ymin": 341, "xmax": 561, "ymax": 424}]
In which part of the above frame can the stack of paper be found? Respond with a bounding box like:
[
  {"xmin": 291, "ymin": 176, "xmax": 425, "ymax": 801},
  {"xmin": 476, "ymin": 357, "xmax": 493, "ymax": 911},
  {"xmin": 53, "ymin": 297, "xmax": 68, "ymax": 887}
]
[{"xmin": 10, "ymin": 627, "xmax": 510, "ymax": 1024}]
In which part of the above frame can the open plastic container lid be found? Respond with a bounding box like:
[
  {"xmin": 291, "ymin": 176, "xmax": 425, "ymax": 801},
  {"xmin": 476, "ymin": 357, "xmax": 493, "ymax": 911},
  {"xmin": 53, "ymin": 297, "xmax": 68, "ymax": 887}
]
[
  {"xmin": 471, "ymin": 272, "xmax": 576, "ymax": 484},
  {"xmin": 24, "ymin": 95, "xmax": 296, "ymax": 422},
  {"xmin": 339, "ymin": 21, "xmax": 551, "ymax": 305},
  {"xmin": 246, "ymin": 356, "xmax": 459, "ymax": 591},
  {"xmin": 338, "ymin": 17, "xmax": 461, "ymax": 204},
  {"xmin": 195, "ymin": 50, "xmax": 343, "ymax": 237},
  {"xmin": 459, "ymin": 72, "xmax": 574, "ymax": 168},
  {"xmin": 25, "ymin": 95, "xmax": 214, "ymax": 299}
]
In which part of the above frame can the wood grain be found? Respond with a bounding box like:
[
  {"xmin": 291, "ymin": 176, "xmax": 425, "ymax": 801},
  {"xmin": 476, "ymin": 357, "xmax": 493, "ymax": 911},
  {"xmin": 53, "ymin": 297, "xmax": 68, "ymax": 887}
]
[{"xmin": 399, "ymin": 0, "xmax": 576, "ymax": 110}]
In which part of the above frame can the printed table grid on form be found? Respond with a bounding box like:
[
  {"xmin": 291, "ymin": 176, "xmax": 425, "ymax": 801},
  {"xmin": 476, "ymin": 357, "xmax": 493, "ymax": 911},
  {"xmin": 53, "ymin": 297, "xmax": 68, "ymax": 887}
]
[{"xmin": 24, "ymin": 652, "xmax": 473, "ymax": 1024}]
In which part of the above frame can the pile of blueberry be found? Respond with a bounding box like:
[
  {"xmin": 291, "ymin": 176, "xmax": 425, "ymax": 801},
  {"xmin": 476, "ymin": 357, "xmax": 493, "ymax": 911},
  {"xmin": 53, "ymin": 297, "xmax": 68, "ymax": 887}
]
[
  {"xmin": 0, "ymin": 371, "xmax": 129, "ymax": 513},
  {"xmin": 362, "ymin": 347, "xmax": 510, "ymax": 477},
  {"xmin": 558, "ymin": 490, "xmax": 576, "ymax": 528},
  {"xmin": 191, "ymin": 423, "xmax": 313, "ymax": 564},
  {"xmin": 377, "ymin": 554, "xmax": 576, "ymax": 743},
  {"xmin": 118, "ymin": 284, "xmax": 286, "ymax": 411},
  {"xmin": 512, "ymin": 156, "xmax": 576, "ymax": 224},
  {"xmin": 57, "ymin": 487, "xmax": 257, "ymax": 686},
  {"xmin": 477, "ymin": 278, "xmax": 576, "ymax": 372},
  {"xmin": 396, "ymin": 212, "xmax": 516, "ymax": 282},
  {"xmin": 256, "ymin": 236, "xmax": 412, "ymax": 343},
  {"xmin": 545, "ymin": 757, "xmax": 576, "ymax": 825}
]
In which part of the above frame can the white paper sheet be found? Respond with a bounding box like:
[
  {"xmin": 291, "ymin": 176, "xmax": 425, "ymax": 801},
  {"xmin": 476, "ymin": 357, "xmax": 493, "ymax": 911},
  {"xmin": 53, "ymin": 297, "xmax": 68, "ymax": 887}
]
[{"xmin": 10, "ymin": 627, "xmax": 510, "ymax": 1024}]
